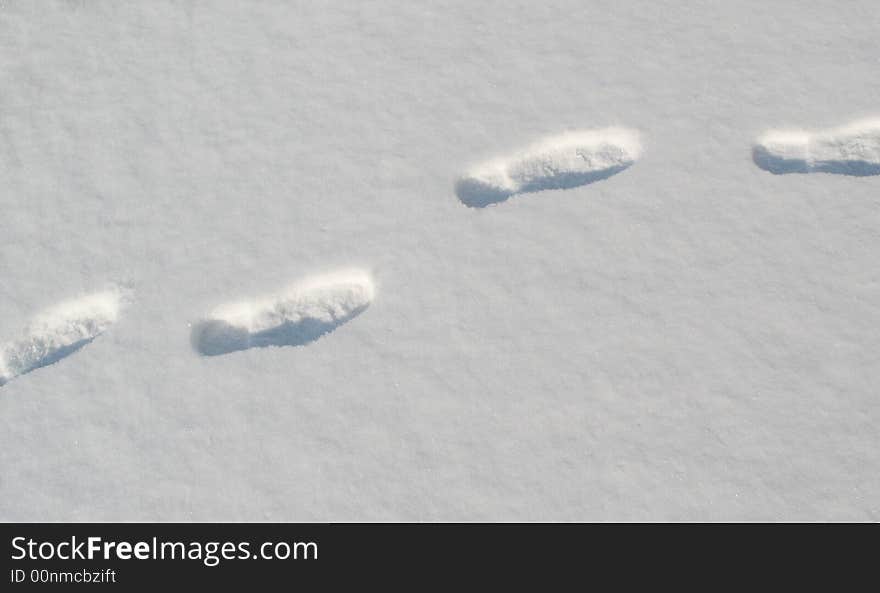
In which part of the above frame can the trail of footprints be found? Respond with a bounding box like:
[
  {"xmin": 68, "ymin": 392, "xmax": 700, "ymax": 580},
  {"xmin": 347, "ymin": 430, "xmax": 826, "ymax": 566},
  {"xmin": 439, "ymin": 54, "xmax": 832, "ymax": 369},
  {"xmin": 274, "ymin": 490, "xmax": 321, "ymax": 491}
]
[
  {"xmin": 1, "ymin": 117, "xmax": 876, "ymax": 386},
  {"xmin": 0, "ymin": 272, "xmax": 374, "ymax": 386}
]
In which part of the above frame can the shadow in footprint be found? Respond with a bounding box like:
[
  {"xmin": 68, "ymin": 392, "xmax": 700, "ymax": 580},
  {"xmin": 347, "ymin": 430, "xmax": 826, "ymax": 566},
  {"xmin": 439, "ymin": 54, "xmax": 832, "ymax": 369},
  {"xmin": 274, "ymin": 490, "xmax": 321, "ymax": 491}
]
[
  {"xmin": 812, "ymin": 160, "xmax": 880, "ymax": 175},
  {"xmin": 454, "ymin": 179, "xmax": 514, "ymax": 208},
  {"xmin": 30, "ymin": 338, "xmax": 95, "ymax": 373},
  {"xmin": 753, "ymin": 147, "xmax": 880, "ymax": 176},
  {"xmin": 1, "ymin": 337, "xmax": 101, "ymax": 387},
  {"xmin": 751, "ymin": 147, "xmax": 810, "ymax": 175},
  {"xmin": 456, "ymin": 165, "xmax": 629, "ymax": 208}
]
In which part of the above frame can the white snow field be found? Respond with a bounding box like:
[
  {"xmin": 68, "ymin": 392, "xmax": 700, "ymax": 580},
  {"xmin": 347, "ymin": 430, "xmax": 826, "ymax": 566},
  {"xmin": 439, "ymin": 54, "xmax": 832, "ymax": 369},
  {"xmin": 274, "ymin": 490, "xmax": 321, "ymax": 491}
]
[
  {"xmin": 192, "ymin": 270, "xmax": 374, "ymax": 356},
  {"xmin": 753, "ymin": 119, "xmax": 880, "ymax": 175},
  {"xmin": 1, "ymin": 1, "xmax": 879, "ymax": 521},
  {"xmin": 456, "ymin": 128, "xmax": 641, "ymax": 207}
]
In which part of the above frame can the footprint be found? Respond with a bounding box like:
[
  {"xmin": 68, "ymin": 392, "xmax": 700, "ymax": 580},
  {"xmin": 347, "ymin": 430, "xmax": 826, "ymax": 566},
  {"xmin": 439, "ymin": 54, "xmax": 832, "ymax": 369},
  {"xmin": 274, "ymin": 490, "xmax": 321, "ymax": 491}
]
[
  {"xmin": 0, "ymin": 288, "xmax": 126, "ymax": 386},
  {"xmin": 191, "ymin": 270, "xmax": 375, "ymax": 357},
  {"xmin": 455, "ymin": 128, "xmax": 642, "ymax": 207},
  {"xmin": 753, "ymin": 118, "xmax": 880, "ymax": 175}
]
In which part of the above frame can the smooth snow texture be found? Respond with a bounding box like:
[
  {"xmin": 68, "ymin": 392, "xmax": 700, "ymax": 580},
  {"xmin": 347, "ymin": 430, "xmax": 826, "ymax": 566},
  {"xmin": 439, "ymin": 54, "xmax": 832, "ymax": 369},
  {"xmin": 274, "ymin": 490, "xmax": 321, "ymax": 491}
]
[
  {"xmin": 0, "ymin": 289, "xmax": 125, "ymax": 386},
  {"xmin": 753, "ymin": 118, "xmax": 880, "ymax": 175},
  {"xmin": 192, "ymin": 270, "xmax": 375, "ymax": 356},
  {"xmin": 456, "ymin": 128, "xmax": 642, "ymax": 207}
]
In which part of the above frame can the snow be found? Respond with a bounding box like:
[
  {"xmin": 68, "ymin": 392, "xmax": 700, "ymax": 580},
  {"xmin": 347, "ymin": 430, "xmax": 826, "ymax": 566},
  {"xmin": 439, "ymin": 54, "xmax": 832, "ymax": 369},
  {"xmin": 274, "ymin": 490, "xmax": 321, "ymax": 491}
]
[{"xmin": 0, "ymin": 1, "xmax": 878, "ymax": 521}]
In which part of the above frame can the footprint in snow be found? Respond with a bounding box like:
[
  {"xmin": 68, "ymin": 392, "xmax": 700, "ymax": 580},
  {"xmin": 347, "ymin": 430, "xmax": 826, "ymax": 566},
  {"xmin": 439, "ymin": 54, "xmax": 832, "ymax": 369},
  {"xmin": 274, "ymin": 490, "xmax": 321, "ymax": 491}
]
[
  {"xmin": 455, "ymin": 127, "xmax": 642, "ymax": 208},
  {"xmin": 191, "ymin": 270, "xmax": 375, "ymax": 357},
  {"xmin": 753, "ymin": 118, "xmax": 880, "ymax": 176},
  {"xmin": 0, "ymin": 288, "xmax": 127, "ymax": 386}
]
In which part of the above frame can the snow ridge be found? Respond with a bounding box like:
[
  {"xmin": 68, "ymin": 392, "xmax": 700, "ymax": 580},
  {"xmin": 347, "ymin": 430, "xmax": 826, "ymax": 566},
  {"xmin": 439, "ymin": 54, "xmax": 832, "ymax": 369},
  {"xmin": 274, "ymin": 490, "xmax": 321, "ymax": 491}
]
[
  {"xmin": 753, "ymin": 118, "xmax": 880, "ymax": 175},
  {"xmin": 455, "ymin": 128, "xmax": 642, "ymax": 207},
  {"xmin": 191, "ymin": 270, "xmax": 375, "ymax": 356},
  {"xmin": 0, "ymin": 289, "xmax": 126, "ymax": 386}
]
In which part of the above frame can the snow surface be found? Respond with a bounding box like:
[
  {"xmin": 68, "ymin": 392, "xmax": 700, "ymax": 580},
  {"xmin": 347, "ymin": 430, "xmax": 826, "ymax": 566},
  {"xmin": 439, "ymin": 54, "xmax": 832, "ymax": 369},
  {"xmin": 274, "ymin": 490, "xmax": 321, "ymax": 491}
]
[{"xmin": 1, "ymin": 1, "xmax": 879, "ymax": 521}]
